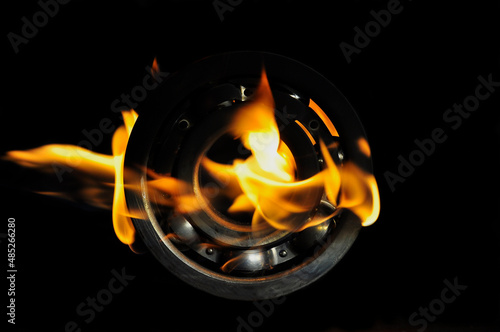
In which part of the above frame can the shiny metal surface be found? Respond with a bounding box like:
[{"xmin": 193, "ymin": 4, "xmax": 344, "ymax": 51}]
[{"xmin": 125, "ymin": 52, "xmax": 372, "ymax": 300}]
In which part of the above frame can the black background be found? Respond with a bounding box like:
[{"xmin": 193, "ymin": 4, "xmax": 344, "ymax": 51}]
[{"xmin": 2, "ymin": 0, "xmax": 500, "ymax": 331}]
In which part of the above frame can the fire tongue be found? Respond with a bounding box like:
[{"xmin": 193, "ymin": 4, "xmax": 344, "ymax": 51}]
[
  {"xmin": 202, "ymin": 69, "xmax": 380, "ymax": 231},
  {"xmin": 4, "ymin": 109, "xmax": 139, "ymax": 247},
  {"xmin": 2, "ymin": 67, "xmax": 380, "ymax": 250}
]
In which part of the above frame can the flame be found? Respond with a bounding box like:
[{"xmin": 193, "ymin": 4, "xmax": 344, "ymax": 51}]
[
  {"xmin": 151, "ymin": 57, "xmax": 160, "ymax": 77},
  {"xmin": 4, "ymin": 110, "xmax": 139, "ymax": 246},
  {"xmin": 203, "ymin": 69, "xmax": 380, "ymax": 232},
  {"xmin": 309, "ymin": 98, "xmax": 339, "ymax": 137},
  {"xmin": 2, "ymin": 65, "xmax": 380, "ymax": 255},
  {"xmin": 230, "ymin": 69, "xmax": 295, "ymax": 183},
  {"xmin": 295, "ymin": 120, "xmax": 317, "ymax": 145},
  {"xmin": 147, "ymin": 174, "xmax": 201, "ymax": 214},
  {"xmin": 112, "ymin": 110, "xmax": 138, "ymax": 245},
  {"xmin": 320, "ymin": 140, "xmax": 380, "ymax": 226},
  {"xmin": 150, "ymin": 56, "xmax": 166, "ymax": 83},
  {"xmin": 357, "ymin": 137, "xmax": 371, "ymax": 157},
  {"xmin": 202, "ymin": 70, "xmax": 324, "ymax": 232}
]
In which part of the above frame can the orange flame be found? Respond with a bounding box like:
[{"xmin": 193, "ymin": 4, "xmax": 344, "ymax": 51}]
[
  {"xmin": 4, "ymin": 110, "xmax": 139, "ymax": 246},
  {"xmin": 320, "ymin": 140, "xmax": 380, "ymax": 226},
  {"xmin": 151, "ymin": 57, "xmax": 161, "ymax": 80},
  {"xmin": 203, "ymin": 69, "xmax": 380, "ymax": 232},
  {"xmin": 309, "ymin": 98, "xmax": 339, "ymax": 137},
  {"xmin": 111, "ymin": 110, "xmax": 138, "ymax": 245},
  {"xmin": 3, "ymin": 66, "xmax": 380, "ymax": 254},
  {"xmin": 202, "ymin": 70, "xmax": 323, "ymax": 232},
  {"xmin": 230, "ymin": 69, "xmax": 295, "ymax": 183},
  {"xmin": 357, "ymin": 137, "xmax": 371, "ymax": 157}
]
